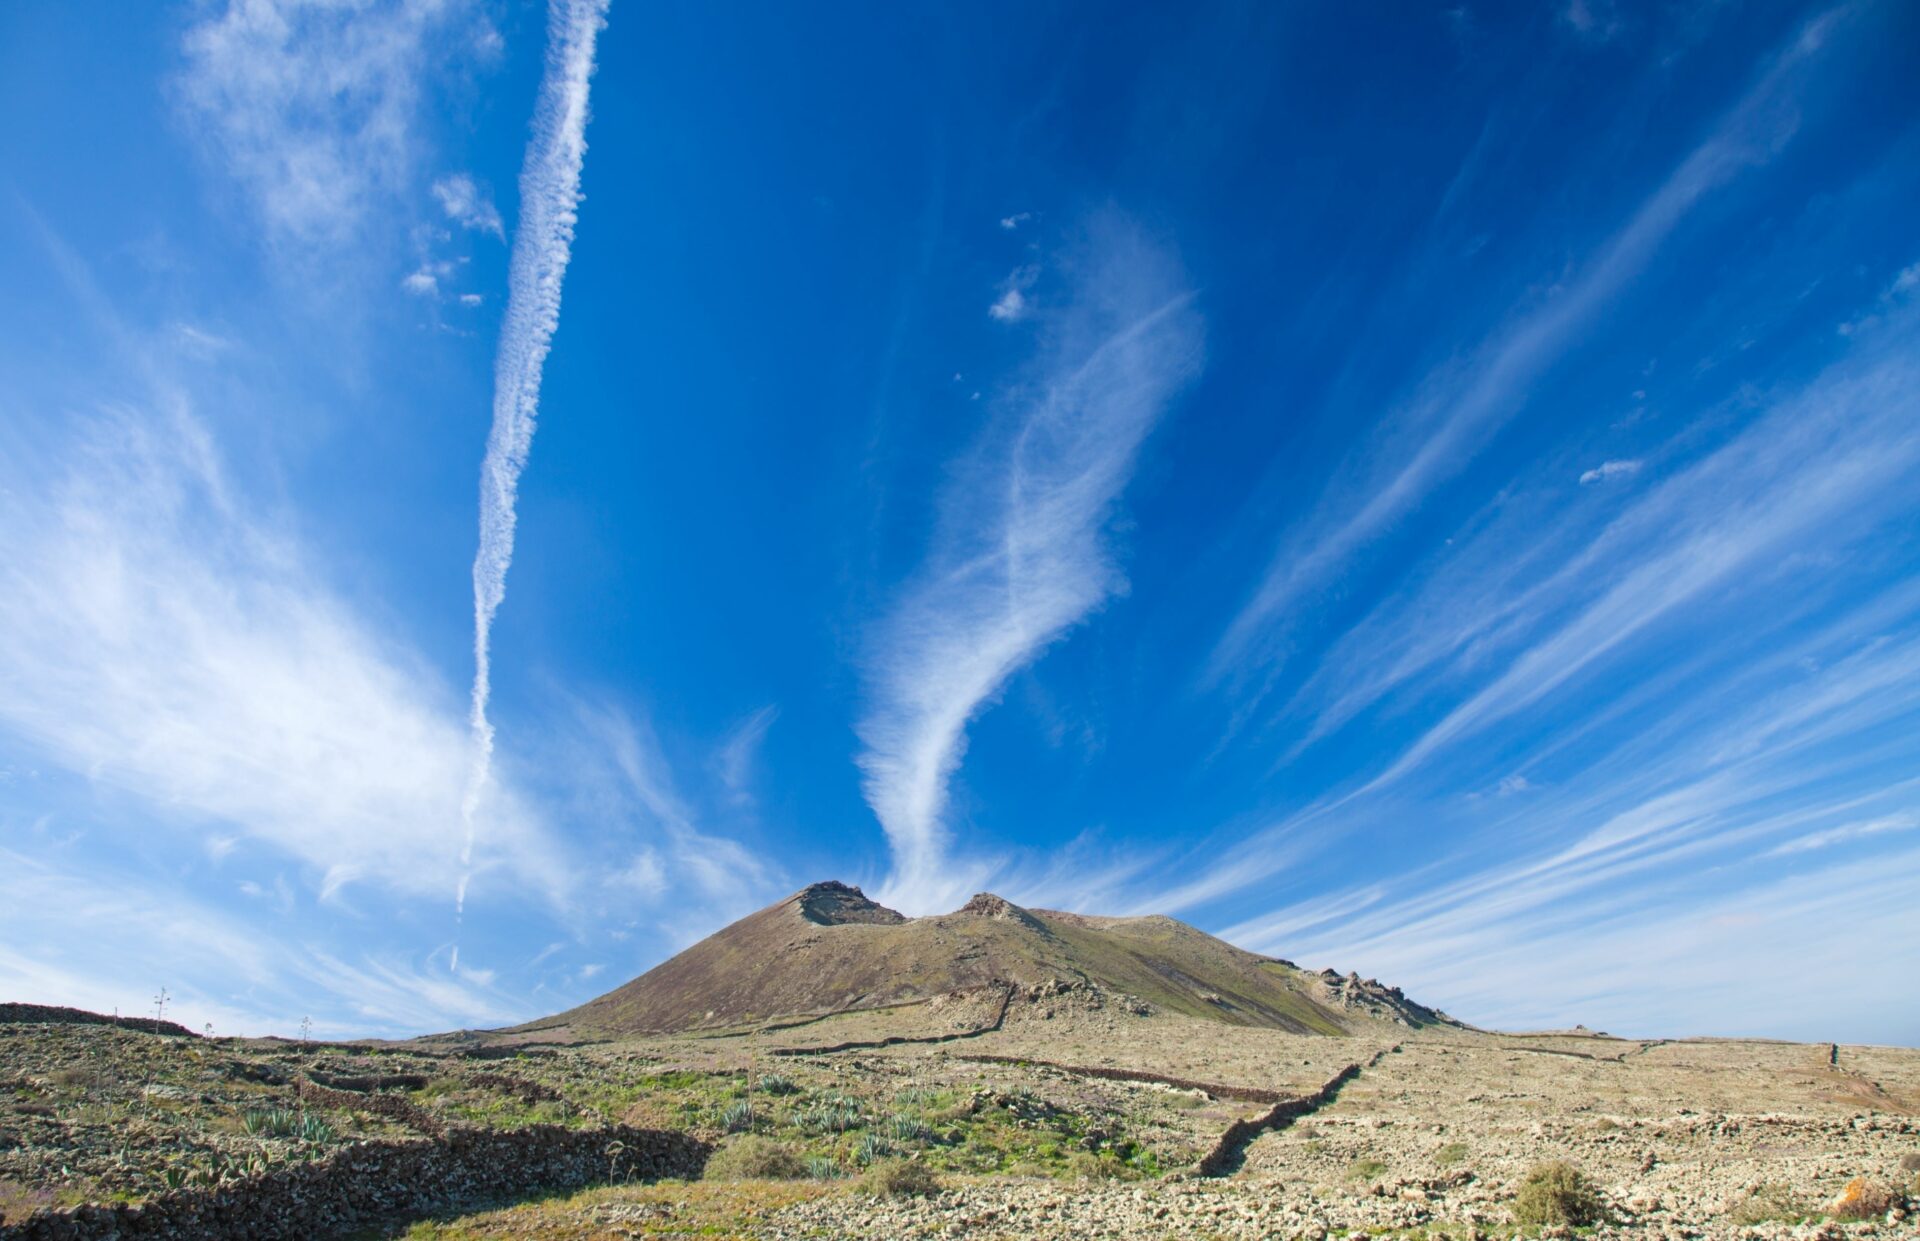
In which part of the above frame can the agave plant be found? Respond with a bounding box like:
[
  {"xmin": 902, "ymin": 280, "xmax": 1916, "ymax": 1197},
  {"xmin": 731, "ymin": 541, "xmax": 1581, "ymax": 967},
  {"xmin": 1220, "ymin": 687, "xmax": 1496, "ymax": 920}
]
[
  {"xmin": 855, "ymin": 1132, "xmax": 894, "ymax": 1165},
  {"xmin": 886, "ymin": 1112, "xmax": 933, "ymax": 1144},
  {"xmin": 295, "ymin": 1112, "xmax": 335, "ymax": 1144},
  {"xmin": 242, "ymin": 1106, "xmax": 300, "ymax": 1137},
  {"xmin": 720, "ymin": 1100, "xmax": 755, "ymax": 1133},
  {"xmin": 800, "ymin": 1096, "xmax": 864, "ymax": 1134},
  {"xmin": 756, "ymin": 1073, "xmax": 799, "ymax": 1096},
  {"xmin": 806, "ymin": 1155, "xmax": 845, "ymax": 1180}
]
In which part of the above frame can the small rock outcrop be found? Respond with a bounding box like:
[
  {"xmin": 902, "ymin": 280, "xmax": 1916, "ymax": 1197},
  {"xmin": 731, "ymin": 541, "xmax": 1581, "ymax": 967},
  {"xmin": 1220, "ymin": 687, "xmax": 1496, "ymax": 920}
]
[
  {"xmin": 956, "ymin": 892, "xmax": 1050, "ymax": 933},
  {"xmin": 1313, "ymin": 969, "xmax": 1447, "ymax": 1027},
  {"xmin": 792, "ymin": 881, "xmax": 906, "ymax": 926}
]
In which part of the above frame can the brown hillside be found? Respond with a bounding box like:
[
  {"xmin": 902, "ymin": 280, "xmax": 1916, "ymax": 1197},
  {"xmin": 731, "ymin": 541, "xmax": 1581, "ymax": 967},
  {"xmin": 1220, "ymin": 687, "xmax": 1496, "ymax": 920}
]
[{"xmin": 535, "ymin": 881, "xmax": 1452, "ymax": 1037}]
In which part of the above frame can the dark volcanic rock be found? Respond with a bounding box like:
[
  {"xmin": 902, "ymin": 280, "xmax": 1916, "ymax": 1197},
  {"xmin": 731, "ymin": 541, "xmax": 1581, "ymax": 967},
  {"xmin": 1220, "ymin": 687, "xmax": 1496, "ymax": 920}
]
[{"xmin": 794, "ymin": 881, "xmax": 907, "ymax": 926}]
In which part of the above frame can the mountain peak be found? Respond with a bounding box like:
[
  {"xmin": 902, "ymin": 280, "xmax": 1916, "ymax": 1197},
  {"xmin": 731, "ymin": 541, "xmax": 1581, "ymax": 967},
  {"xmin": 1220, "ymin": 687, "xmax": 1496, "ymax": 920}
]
[
  {"xmin": 545, "ymin": 881, "xmax": 1454, "ymax": 1037},
  {"xmin": 789, "ymin": 880, "xmax": 906, "ymax": 926},
  {"xmin": 955, "ymin": 891, "xmax": 1046, "ymax": 930}
]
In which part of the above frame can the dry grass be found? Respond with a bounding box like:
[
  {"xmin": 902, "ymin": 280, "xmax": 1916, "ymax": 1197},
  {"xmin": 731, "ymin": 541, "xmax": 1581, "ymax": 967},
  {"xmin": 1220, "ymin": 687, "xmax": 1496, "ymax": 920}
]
[
  {"xmin": 396, "ymin": 1179, "xmax": 829, "ymax": 1239},
  {"xmin": 857, "ymin": 1157, "xmax": 942, "ymax": 1198},
  {"xmin": 703, "ymin": 1135, "xmax": 807, "ymax": 1181},
  {"xmin": 1510, "ymin": 1161, "xmax": 1604, "ymax": 1228},
  {"xmin": 1725, "ymin": 1183, "xmax": 1812, "ymax": 1225}
]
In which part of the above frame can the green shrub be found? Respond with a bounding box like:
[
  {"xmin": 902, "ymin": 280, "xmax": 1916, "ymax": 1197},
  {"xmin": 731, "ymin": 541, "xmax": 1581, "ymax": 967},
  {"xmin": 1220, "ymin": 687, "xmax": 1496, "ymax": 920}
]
[
  {"xmin": 859, "ymin": 1157, "xmax": 942, "ymax": 1198},
  {"xmin": 1726, "ymin": 1183, "xmax": 1810, "ymax": 1225},
  {"xmin": 703, "ymin": 1134, "xmax": 807, "ymax": 1181},
  {"xmin": 1066, "ymin": 1150, "xmax": 1138, "ymax": 1181},
  {"xmin": 1511, "ymin": 1161, "xmax": 1605, "ymax": 1228},
  {"xmin": 1433, "ymin": 1142, "xmax": 1469, "ymax": 1167},
  {"xmin": 1347, "ymin": 1157, "xmax": 1388, "ymax": 1181}
]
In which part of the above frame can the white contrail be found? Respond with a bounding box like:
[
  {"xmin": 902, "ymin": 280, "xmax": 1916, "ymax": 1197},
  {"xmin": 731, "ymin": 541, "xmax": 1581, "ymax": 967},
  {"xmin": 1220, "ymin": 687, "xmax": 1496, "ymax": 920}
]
[{"xmin": 456, "ymin": 0, "xmax": 611, "ymax": 949}]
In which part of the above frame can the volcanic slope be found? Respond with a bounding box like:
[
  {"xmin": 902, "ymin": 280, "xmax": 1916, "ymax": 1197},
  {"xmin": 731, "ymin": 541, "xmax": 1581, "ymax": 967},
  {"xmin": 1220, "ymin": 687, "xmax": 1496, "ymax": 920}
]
[{"xmin": 533, "ymin": 881, "xmax": 1451, "ymax": 1038}]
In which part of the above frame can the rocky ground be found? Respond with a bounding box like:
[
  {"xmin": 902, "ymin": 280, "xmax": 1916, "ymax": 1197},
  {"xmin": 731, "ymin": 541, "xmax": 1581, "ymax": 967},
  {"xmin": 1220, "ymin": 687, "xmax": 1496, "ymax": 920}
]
[{"xmin": 3, "ymin": 1001, "xmax": 1917, "ymax": 1238}]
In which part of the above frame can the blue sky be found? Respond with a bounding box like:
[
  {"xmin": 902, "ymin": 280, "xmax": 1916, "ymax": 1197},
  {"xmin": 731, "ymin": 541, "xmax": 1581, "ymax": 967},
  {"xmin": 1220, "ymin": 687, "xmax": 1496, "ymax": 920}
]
[{"xmin": 2, "ymin": 0, "xmax": 1917, "ymax": 1044}]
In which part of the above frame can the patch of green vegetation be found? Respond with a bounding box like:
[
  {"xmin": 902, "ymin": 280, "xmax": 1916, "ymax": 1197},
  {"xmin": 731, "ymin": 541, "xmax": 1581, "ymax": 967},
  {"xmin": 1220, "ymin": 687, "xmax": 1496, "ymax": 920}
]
[
  {"xmin": 704, "ymin": 1134, "xmax": 807, "ymax": 1180},
  {"xmin": 437, "ymin": 1092, "xmax": 578, "ymax": 1131},
  {"xmin": 1511, "ymin": 1161, "xmax": 1604, "ymax": 1229},
  {"xmin": 858, "ymin": 1157, "xmax": 942, "ymax": 1198},
  {"xmin": 1433, "ymin": 1142, "xmax": 1469, "ymax": 1166},
  {"xmin": 1066, "ymin": 1150, "xmax": 1146, "ymax": 1181},
  {"xmin": 635, "ymin": 1070, "xmax": 716, "ymax": 1091},
  {"xmin": 1348, "ymin": 1157, "xmax": 1389, "ymax": 1181},
  {"xmin": 1725, "ymin": 1183, "xmax": 1813, "ymax": 1226}
]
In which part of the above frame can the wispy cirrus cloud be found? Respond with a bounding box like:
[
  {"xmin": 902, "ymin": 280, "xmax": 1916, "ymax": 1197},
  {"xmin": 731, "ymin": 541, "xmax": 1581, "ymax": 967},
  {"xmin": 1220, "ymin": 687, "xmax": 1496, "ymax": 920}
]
[
  {"xmin": 0, "ymin": 404, "xmax": 567, "ymax": 909},
  {"xmin": 176, "ymin": 0, "xmax": 492, "ymax": 247},
  {"xmin": 1355, "ymin": 313, "xmax": 1920, "ymax": 797},
  {"xmin": 859, "ymin": 214, "xmax": 1204, "ymax": 912},
  {"xmin": 0, "ymin": 848, "xmax": 519, "ymax": 1037},
  {"xmin": 459, "ymin": 0, "xmax": 610, "ymax": 930},
  {"xmin": 1207, "ymin": 6, "xmax": 1844, "ymax": 688},
  {"xmin": 1159, "ymin": 296, "xmax": 1920, "ymax": 918},
  {"xmin": 1218, "ymin": 629, "xmax": 1920, "ymax": 1041}
]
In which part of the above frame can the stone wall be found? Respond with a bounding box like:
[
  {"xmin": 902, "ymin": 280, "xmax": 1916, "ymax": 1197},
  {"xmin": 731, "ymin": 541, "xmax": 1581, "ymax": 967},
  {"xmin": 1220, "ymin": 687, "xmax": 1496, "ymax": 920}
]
[
  {"xmin": 0, "ymin": 1125, "xmax": 709, "ymax": 1240},
  {"xmin": 1196, "ymin": 1046, "xmax": 1396, "ymax": 1177},
  {"xmin": 295, "ymin": 1075, "xmax": 446, "ymax": 1139},
  {"xmin": 958, "ymin": 1054, "xmax": 1287, "ymax": 1104},
  {"xmin": 0, "ymin": 1004, "xmax": 195, "ymax": 1039}
]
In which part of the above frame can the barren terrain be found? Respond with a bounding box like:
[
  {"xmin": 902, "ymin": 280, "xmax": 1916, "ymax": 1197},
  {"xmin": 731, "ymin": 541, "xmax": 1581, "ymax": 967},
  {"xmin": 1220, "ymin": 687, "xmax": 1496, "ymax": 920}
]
[{"xmin": 3, "ymin": 887, "xmax": 1915, "ymax": 1238}]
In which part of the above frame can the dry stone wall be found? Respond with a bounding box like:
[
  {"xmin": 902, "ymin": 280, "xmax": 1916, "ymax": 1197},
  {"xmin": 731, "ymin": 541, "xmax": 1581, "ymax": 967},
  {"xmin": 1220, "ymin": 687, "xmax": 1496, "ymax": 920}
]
[
  {"xmin": 0, "ymin": 1005, "xmax": 195, "ymax": 1040},
  {"xmin": 958, "ymin": 1054, "xmax": 1288, "ymax": 1104},
  {"xmin": 1195, "ymin": 1045, "xmax": 1397, "ymax": 1177},
  {"xmin": 0, "ymin": 1124, "xmax": 708, "ymax": 1241}
]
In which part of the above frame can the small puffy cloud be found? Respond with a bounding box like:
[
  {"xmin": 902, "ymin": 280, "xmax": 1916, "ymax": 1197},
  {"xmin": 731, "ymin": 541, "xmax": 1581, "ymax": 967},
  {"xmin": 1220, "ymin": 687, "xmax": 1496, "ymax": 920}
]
[
  {"xmin": 989, "ymin": 289, "xmax": 1028, "ymax": 322},
  {"xmin": 1496, "ymin": 775, "xmax": 1533, "ymax": 796},
  {"xmin": 431, "ymin": 173, "xmax": 505, "ymax": 239},
  {"xmin": 401, "ymin": 267, "xmax": 439, "ymax": 297},
  {"xmin": 459, "ymin": 292, "xmax": 483, "ymax": 307},
  {"xmin": 988, "ymin": 266, "xmax": 1039, "ymax": 323},
  {"xmin": 1579, "ymin": 459, "xmax": 1642, "ymax": 485},
  {"xmin": 999, "ymin": 211, "xmax": 1033, "ymax": 231}
]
